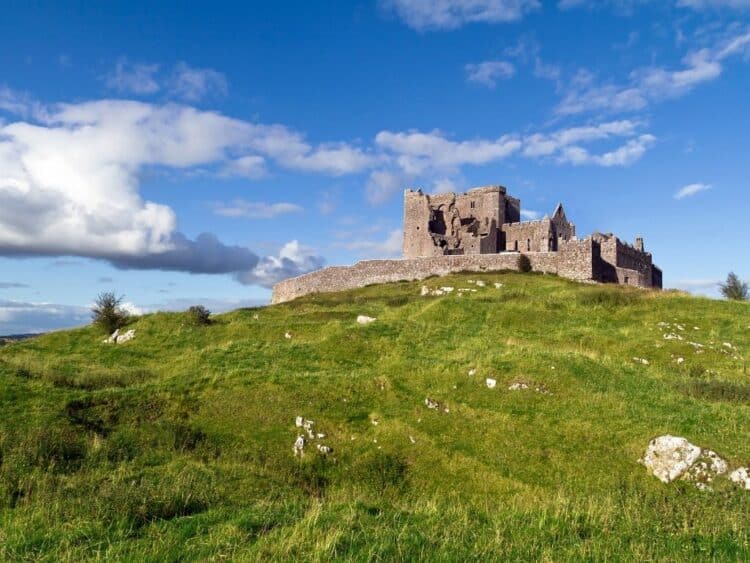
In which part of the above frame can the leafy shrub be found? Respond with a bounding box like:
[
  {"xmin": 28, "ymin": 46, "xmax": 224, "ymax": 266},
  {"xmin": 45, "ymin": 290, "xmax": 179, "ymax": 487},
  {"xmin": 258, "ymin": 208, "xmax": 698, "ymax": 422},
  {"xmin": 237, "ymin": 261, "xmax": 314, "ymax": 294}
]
[
  {"xmin": 518, "ymin": 254, "xmax": 532, "ymax": 273},
  {"xmin": 187, "ymin": 305, "xmax": 212, "ymax": 326},
  {"xmin": 720, "ymin": 272, "xmax": 749, "ymax": 301},
  {"xmin": 91, "ymin": 291, "xmax": 129, "ymax": 335}
]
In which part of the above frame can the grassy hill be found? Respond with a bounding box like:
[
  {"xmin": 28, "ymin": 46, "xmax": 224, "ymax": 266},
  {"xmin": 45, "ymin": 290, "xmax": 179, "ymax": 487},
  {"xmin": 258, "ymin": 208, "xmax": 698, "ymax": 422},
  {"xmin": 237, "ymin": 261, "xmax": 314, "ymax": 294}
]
[{"xmin": 1, "ymin": 272, "xmax": 749, "ymax": 561}]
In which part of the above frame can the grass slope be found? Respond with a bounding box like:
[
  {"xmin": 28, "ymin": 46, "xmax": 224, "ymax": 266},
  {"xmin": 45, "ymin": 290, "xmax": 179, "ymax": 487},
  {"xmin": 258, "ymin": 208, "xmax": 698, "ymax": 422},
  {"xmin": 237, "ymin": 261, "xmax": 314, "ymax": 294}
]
[{"xmin": 1, "ymin": 273, "xmax": 749, "ymax": 561}]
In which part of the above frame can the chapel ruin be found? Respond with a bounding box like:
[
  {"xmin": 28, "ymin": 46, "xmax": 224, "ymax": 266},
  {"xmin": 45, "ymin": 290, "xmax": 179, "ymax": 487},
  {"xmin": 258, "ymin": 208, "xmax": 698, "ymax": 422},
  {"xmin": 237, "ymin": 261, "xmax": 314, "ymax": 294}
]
[{"xmin": 272, "ymin": 184, "xmax": 662, "ymax": 304}]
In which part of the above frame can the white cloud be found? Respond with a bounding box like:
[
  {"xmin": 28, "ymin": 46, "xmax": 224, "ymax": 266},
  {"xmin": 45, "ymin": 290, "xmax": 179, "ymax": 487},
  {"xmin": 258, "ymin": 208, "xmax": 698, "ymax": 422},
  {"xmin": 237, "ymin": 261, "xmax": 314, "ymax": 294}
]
[
  {"xmin": 674, "ymin": 182, "xmax": 712, "ymax": 199},
  {"xmin": 337, "ymin": 229, "xmax": 403, "ymax": 258},
  {"xmin": 104, "ymin": 59, "xmax": 160, "ymax": 95},
  {"xmin": 382, "ymin": 0, "xmax": 540, "ymax": 31},
  {"xmin": 367, "ymin": 120, "xmax": 656, "ymax": 203},
  {"xmin": 375, "ymin": 129, "xmax": 522, "ymax": 175},
  {"xmin": 235, "ymin": 241, "xmax": 325, "ymax": 287},
  {"xmin": 558, "ymin": 134, "xmax": 656, "ymax": 166},
  {"xmin": 556, "ymin": 28, "xmax": 750, "ymax": 115},
  {"xmin": 169, "ymin": 62, "xmax": 228, "ymax": 101},
  {"xmin": 0, "ymin": 98, "xmax": 378, "ymax": 284},
  {"xmin": 521, "ymin": 209, "xmax": 541, "ymax": 219},
  {"xmin": 466, "ymin": 60, "xmax": 516, "ymax": 87},
  {"xmin": 212, "ymin": 200, "xmax": 303, "ymax": 219}
]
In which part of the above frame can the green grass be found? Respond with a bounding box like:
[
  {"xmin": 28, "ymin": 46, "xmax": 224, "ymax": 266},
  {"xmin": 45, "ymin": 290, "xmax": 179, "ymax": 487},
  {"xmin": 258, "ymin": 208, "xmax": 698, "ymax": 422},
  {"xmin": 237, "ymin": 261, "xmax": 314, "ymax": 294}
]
[{"xmin": 1, "ymin": 272, "xmax": 749, "ymax": 561}]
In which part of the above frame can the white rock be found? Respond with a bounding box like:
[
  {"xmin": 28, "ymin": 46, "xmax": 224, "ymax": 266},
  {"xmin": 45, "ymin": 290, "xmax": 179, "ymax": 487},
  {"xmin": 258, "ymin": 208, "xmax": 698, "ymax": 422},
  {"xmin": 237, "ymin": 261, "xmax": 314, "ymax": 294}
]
[
  {"xmin": 475, "ymin": 280, "xmax": 486, "ymax": 287},
  {"xmin": 357, "ymin": 315, "xmax": 377, "ymax": 325},
  {"xmin": 316, "ymin": 432, "xmax": 326, "ymax": 439},
  {"xmin": 468, "ymin": 368, "xmax": 476, "ymax": 376},
  {"xmin": 633, "ymin": 357, "xmax": 649, "ymax": 365},
  {"xmin": 676, "ymin": 357, "xmax": 685, "ymax": 364},
  {"xmin": 729, "ymin": 467, "xmax": 750, "ymax": 490},
  {"xmin": 723, "ymin": 342, "xmax": 734, "ymax": 349},
  {"xmin": 424, "ymin": 397, "xmax": 439, "ymax": 410},
  {"xmin": 494, "ymin": 282, "xmax": 503, "ymax": 289},
  {"xmin": 485, "ymin": 378, "xmax": 497, "ymax": 389},
  {"xmin": 409, "ymin": 435, "xmax": 416, "ymax": 444},
  {"xmin": 295, "ymin": 416, "xmax": 304, "ymax": 427},
  {"xmin": 293, "ymin": 435, "xmax": 306, "ymax": 457},
  {"xmin": 116, "ymin": 329, "xmax": 136, "ymax": 344},
  {"xmin": 440, "ymin": 287, "xmax": 454, "ymax": 293},
  {"xmin": 317, "ymin": 444, "xmax": 333, "ymax": 455},
  {"xmin": 104, "ymin": 328, "xmax": 120, "ymax": 344},
  {"xmin": 420, "ymin": 286, "xmax": 430, "ymax": 296},
  {"xmin": 508, "ymin": 382, "xmax": 529, "ymax": 391},
  {"xmin": 285, "ymin": 332, "xmax": 292, "ymax": 339},
  {"xmin": 253, "ymin": 313, "xmax": 259, "ymax": 320},
  {"xmin": 640, "ymin": 435, "xmax": 702, "ymax": 483}
]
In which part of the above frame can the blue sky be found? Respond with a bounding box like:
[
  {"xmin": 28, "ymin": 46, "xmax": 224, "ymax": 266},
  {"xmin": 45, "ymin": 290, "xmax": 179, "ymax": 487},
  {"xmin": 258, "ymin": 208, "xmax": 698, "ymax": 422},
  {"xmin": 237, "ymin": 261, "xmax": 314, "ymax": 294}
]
[{"xmin": 1, "ymin": 0, "xmax": 748, "ymax": 333}]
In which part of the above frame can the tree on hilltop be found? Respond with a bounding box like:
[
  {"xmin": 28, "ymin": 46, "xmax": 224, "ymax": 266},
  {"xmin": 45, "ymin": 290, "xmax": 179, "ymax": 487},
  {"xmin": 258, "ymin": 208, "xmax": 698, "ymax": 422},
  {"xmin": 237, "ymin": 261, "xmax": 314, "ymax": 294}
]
[{"xmin": 719, "ymin": 272, "xmax": 748, "ymax": 301}]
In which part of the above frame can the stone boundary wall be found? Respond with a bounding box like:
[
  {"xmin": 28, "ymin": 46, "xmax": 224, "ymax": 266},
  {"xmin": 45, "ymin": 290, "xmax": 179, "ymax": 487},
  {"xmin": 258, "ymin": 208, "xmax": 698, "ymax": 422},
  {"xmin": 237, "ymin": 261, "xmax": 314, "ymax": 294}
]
[{"xmin": 272, "ymin": 242, "xmax": 595, "ymax": 304}]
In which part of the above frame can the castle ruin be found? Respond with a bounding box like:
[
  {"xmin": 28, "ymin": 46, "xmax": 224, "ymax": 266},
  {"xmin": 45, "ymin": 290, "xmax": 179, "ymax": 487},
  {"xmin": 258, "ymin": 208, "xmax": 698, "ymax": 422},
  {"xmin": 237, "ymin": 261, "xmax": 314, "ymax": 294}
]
[{"xmin": 272, "ymin": 185, "xmax": 662, "ymax": 304}]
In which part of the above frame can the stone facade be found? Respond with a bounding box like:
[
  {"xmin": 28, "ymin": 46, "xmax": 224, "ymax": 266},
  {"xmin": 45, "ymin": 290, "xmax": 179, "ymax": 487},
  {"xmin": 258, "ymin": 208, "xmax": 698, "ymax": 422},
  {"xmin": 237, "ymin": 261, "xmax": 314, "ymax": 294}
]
[{"xmin": 271, "ymin": 184, "xmax": 662, "ymax": 304}]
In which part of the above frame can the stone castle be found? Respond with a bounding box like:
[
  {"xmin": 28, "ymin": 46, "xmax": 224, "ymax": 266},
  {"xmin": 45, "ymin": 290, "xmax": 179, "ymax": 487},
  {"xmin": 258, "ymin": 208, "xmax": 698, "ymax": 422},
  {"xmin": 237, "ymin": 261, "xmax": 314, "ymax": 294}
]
[{"xmin": 272, "ymin": 185, "xmax": 661, "ymax": 304}]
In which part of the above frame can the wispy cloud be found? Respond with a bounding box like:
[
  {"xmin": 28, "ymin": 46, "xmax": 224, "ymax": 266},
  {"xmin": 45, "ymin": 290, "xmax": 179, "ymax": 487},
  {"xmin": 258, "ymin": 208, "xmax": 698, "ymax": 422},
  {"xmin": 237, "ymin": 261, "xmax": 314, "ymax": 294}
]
[
  {"xmin": 674, "ymin": 182, "xmax": 712, "ymax": 199},
  {"xmin": 555, "ymin": 27, "xmax": 750, "ymax": 116},
  {"xmin": 465, "ymin": 60, "xmax": 516, "ymax": 87},
  {"xmin": 0, "ymin": 282, "xmax": 29, "ymax": 289},
  {"xmin": 169, "ymin": 62, "xmax": 228, "ymax": 101},
  {"xmin": 382, "ymin": 0, "xmax": 540, "ymax": 31},
  {"xmin": 104, "ymin": 58, "xmax": 160, "ymax": 95},
  {"xmin": 212, "ymin": 200, "xmax": 304, "ymax": 219}
]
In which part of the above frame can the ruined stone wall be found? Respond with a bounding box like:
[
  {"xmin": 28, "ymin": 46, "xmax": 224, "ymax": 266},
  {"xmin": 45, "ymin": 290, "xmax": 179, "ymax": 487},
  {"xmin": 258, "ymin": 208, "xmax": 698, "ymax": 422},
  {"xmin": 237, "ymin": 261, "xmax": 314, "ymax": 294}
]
[
  {"xmin": 402, "ymin": 190, "xmax": 437, "ymax": 258},
  {"xmin": 501, "ymin": 220, "xmax": 553, "ymax": 252},
  {"xmin": 272, "ymin": 245, "xmax": 595, "ymax": 304}
]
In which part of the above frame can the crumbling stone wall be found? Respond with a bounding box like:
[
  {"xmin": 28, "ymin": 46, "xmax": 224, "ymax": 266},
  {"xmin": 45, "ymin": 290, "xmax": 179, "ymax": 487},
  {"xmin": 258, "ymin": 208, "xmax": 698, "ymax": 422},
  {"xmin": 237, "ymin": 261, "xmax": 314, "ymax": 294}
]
[
  {"xmin": 502, "ymin": 220, "xmax": 554, "ymax": 252},
  {"xmin": 272, "ymin": 246, "xmax": 595, "ymax": 304}
]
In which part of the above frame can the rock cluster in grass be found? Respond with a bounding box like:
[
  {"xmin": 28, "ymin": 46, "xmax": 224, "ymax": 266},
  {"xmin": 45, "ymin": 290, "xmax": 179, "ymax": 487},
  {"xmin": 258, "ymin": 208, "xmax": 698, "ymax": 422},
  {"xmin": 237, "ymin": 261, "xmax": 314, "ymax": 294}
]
[
  {"xmin": 640, "ymin": 435, "xmax": 749, "ymax": 491},
  {"xmin": 420, "ymin": 279, "xmax": 505, "ymax": 297},
  {"xmin": 103, "ymin": 328, "xmax": 136, "ymax": 344},
  {"xmin": 356, "ymin": 315, "xmax": 377, "ymax": 325},
  {"xmin": 294, "ymin": 416, "xmax": 332, "ymax": 457}
]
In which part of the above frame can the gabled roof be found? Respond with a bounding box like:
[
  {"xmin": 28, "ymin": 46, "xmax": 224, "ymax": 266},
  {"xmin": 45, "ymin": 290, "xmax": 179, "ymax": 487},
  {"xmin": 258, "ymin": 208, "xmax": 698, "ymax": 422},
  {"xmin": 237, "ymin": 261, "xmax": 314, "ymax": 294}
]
[{"xmin": 552, "ymin": 203, "xmax": 565, "ymax": 220}]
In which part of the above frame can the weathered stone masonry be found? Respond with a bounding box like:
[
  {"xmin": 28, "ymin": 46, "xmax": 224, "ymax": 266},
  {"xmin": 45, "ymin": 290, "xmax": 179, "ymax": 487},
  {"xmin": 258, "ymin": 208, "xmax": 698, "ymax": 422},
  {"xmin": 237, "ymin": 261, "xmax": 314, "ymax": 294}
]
[{"xmin": 272, "ymin": 185, "xmax": 662, "ymax": 304}]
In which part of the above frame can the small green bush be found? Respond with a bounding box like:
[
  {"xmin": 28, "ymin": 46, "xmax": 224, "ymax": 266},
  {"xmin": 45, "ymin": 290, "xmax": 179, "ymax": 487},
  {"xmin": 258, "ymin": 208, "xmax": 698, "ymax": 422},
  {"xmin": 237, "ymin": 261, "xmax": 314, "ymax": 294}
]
[
  {"xmin": 91, "ymin": 291, "xmax": 129, "ymax": 335},
  {"xmin": 187, "ymin": 305, "xmax": 212, "ymax": 326},
  {"xmin": 518, "ymin": 254, "xmax": 532, "ymax": 273}
]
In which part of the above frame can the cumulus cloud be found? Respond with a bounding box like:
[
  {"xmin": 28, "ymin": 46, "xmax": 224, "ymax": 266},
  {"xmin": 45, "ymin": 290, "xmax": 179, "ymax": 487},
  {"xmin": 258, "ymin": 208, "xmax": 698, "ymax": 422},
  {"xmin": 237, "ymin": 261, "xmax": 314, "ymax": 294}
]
[
  {"xmin": 556, "ymin": 28, "xmax": 750, "ymax": 115},
  {"xmin": 674, "ymin": 182, "xmax": 712, "ymax": 199},
  {"xmin": 212, "ymin": 200, "xmax": 303, "ymax": 219},
  {"xmin": 0, "ymin": 98, "xmax": 351, "ymax": 285},
  {"xmin": 104, "ymin": 59, "xmax": 161, "ymax": 95},
  {"xmin": 169, "ymin": 62, "xmax": 229, "ymax": 101},
  {"xmin": 235, "ymin": 241, "xmax": 325, "ymax": 288},
  {"xmin": 466, "ymin": 60, "xmax": 516, "ymax": 87},
  {"xmin": 382, "ymin": 0, "xmax": 540, "ymax": 30},
  {"xmin": 521, "ymin": 209, "xmax": 541, "ymax": 219}
]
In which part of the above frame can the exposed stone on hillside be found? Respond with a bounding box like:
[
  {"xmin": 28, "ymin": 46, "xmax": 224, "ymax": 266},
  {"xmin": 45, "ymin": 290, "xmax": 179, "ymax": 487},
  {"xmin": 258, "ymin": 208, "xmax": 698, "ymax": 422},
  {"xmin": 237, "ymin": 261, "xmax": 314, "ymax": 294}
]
[
  {"xmin": 357, "ymin": 315, "xmax": 377, "ymax": 325},
  {"xmin": 640, "ymin": 435, "xmax": 702, "ymax": 484}
]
